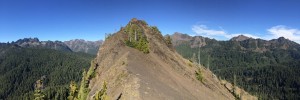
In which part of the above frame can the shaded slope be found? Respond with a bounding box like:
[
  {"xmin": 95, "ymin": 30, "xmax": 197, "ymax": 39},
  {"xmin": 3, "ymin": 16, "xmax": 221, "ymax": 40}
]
[{"xmin": 87, "ymin": 18, "xmax": 251, "ymax": 100}]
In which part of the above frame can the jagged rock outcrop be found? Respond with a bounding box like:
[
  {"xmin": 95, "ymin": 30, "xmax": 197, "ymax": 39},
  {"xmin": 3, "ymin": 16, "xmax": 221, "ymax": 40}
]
[
  {"xmin": 11, "ymin": 38, "xmax": 72, "ymax": 52},
  {"xmin": 87, "ymin": 18, "xmax": 254, "ymax": 100}
]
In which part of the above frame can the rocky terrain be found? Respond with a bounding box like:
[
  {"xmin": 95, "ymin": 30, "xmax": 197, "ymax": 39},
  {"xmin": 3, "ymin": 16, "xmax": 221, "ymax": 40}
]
[{"xmin": 86, "ymin": 18, "xmax": 256, "ymax": 100}]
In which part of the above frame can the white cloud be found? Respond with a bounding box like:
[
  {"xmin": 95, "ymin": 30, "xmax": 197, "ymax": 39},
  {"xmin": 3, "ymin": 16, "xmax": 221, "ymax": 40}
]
[
  {"xmin": 267, "ymin": 25, "xmax": 300, "ymax": 43},
  {"xmin": 192, "ymin": 25, "xmax": 226, "ymax": 36},
  {"xmin": 192, "ymin": 24, "xmax": 260, "ymax": 39},
  {"xmin": 192, "ymin": 24, "xmax": 300, "ymax": 43}
]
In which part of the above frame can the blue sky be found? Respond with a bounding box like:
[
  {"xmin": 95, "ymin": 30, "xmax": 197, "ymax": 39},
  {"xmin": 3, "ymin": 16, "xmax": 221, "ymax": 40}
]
[{"xmin": 1, "ymin": 0, "xmax": 300, "ymax": 43}]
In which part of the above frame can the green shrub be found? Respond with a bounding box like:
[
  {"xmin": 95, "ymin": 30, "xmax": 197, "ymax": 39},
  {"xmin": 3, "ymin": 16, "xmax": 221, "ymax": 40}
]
[
  {"xmin": 74, "ymin": 60, "xmax": 97, "ymax": 100},
  {"xmin": 195, "ymin": 69, "xmax": 204, "ymax": 82},
  {"xmin": 124, "ymin": 23, "xmax": 149, "ymax": 54},
  {"xmin": 188, "ymin": 62, "xmax": 193, "ymax": 67},
  {"xmin": 150, "ymin": 26, "xmax": 161, "ymax": 33},
  {"xmin": 67, "ymin": 81, "xmax": 78, "ymax": 100},
  {"xmin": 94, "ymin": 82, "xmax": 108, "ymax": 100}
]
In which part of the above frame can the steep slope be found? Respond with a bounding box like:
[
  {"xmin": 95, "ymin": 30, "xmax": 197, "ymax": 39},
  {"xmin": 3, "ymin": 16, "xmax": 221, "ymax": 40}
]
[
  {"xmin": 86, "ymin": 18, "xmax": 253, "ymax": 100},
  {"xmin": 12, "ymin": 38, "xmax": 72, "ymax": 52},
  {"xmin": 64, "ymin": 39, "xmax": 103, "ymax": 55},
  {"xmin": 0, "ymin": 43, "xmax": 94, "ymax": 99},
  {"xmin": 172, "ymin": 33, "xmax": 300, "ymax": 99}
]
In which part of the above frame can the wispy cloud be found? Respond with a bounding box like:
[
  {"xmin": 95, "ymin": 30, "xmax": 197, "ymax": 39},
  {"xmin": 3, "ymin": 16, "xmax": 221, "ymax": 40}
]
[
  {"xmin": 192, "ymin": 24, "xmax": 300, "ymax": 43},
  {"xmin": 267, "ymin": 25, "xmax": 300, "ymax": 43},
  {"xmin": 192, "ymin": 25, "xmax": 227, "ymax": 36},
  {"xmin": 192, "ymin": 24, "xmax": 260, "ymax": 39}
]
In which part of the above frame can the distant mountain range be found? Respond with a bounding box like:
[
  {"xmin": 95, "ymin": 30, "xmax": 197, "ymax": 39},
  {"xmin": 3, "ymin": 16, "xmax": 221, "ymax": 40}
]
[
  {"xmin": 0, "ymin": 40, "xmax": 95, "ymax": 99},
  {"xmin": 2, "ymin": 38, "xmax": 103, "ymax": 55},
  {"xmin": 10, "ymin": 38, "xmax": 73, "ymax": 52},
  {"xmin": 171, "ymin": 32, "xmax": 300, "ymax": 99},
  {"xmin": 171, "ymin": 32, "xmax": 300, "ymax": 52},
  {"xmin": 1, "ymin": 31, "xmax": 300, "ymax": 99},
  {"xmin": 64, "ymin": 39, "xmax": 103, "ymax": 55}
]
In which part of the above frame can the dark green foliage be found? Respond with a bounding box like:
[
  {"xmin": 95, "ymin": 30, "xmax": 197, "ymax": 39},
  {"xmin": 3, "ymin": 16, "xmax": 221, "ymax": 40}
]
[
  {"xmin": 124, "ymin": 23, "xmax": 149, "ymax": 53},
  {"xmin": 72, "ymin": 60, "xmax": 98, "ymax": 100},
  {"xmin": 0, "ymin": 45, "xmax": 94, "ymax": 99},
  {"xmin": 175, "ymin": 41, "xmax": 300, "ymax": 99},
  {"xmin": 165, "ymin": 35, "xmax": 172, "ymax": 48},
  {"xmin": 150, "ymin": 26, "xmax": 161, "ymax": 34}
]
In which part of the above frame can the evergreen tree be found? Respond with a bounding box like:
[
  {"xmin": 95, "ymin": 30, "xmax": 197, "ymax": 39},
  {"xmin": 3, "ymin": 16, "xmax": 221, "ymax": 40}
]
[
  {"xmin": 165, "ymin": 35, "xmax": 172, "ymax": 47},
  {"xmin": 94, "ymin": 82, "xmax": 108, "ymax": 100},
  {"xmin": 34, "ymin": 79, "xmax": 45, "ymax": 100},
  {"xmin": 68, "ymin": 81, "xmax": 78, "ymax": 100}
]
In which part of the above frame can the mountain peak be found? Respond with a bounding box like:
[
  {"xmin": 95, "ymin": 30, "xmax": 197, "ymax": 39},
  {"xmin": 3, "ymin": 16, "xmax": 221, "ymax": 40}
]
[
  {"xmin": 105, "ymin": 18, "xmax": 172, "ymax": 53},
  {"xmin": 130, "ymin": 18, "xmax": 138, "ymax": 22},
  {"xmin": 278, "ymin": 37, "xmax": 287, "ymax": 41},
  {"xmin": 173, "ymin": 32, "xmax": 192, "ymax": 39},
  {"xmin": 230, "ymin": 35, "xmax": 251, "ymax": 41},
  {"xmin": 15, "ymin": 37, "xmax": 40, "ymax": 43},
  {"xmin": 11, "ymin": 38, "xmax": 72, "ymax": 52},
  {"xmin": 128, "ymin": 18, "xmax": 148, "ymax": 26},
  {"xmin": 88, "ymin": 18, "xmax": 238, "ymax": 100}
]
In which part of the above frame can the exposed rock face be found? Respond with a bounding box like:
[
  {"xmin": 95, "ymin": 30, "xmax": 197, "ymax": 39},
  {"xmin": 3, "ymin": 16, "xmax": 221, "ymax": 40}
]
[
  {"xmin": 87, "ymin": 19, "xmax": 244, "ymax": 100},
  {"xmin": 64, "ymin": 39, "xmax": 103, "ymax": 55},
  {"xmin": 230, "ymin": 35, "xmax": 251, "ymax": 41},
  {"xmin": 12, "ymin": 38, "xmax": 72, "ymax": 52},
  {"xmin": 171, "ymin": 32, "xmax": 213, "ymax": 48}
]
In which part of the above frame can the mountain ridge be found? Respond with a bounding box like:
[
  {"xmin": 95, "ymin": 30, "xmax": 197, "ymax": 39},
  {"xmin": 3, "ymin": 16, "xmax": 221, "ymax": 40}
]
[
  {"xmin": 85, "ymin": 18, "xmax": 255, "ymax": 100},
  {"xmin": 11, "ymin": 38, "xmax": 73, "ymax": 52},
  {"xmin": 64, "ymin": 39, "xmax": 103, "ymax": 55},
  {"xmin": 171, "ymin": 32, "xmax": 300, "ymax": 52},
  {"xmin": 230, "ymin": 35, "xmax": 252, "ymax": 41},
  {"xmin": 172, "ymin": 32, "xmax": 300, "ymax": 99}
]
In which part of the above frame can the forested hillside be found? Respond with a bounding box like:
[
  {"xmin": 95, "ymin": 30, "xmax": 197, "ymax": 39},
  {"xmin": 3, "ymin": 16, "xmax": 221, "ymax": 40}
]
[
  {"xmin": 0, "ymin": 44, "xmax": 95, "ymax": 99},
  {"xmin": 173, "ymin": 33, "xmax": 300, "ymax": 99}
]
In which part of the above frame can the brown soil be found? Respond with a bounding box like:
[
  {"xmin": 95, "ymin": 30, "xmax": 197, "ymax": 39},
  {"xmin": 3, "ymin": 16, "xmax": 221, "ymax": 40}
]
[{"xmin": 87, "ymin": 18, "xmax": 255, "ymax": 100}]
